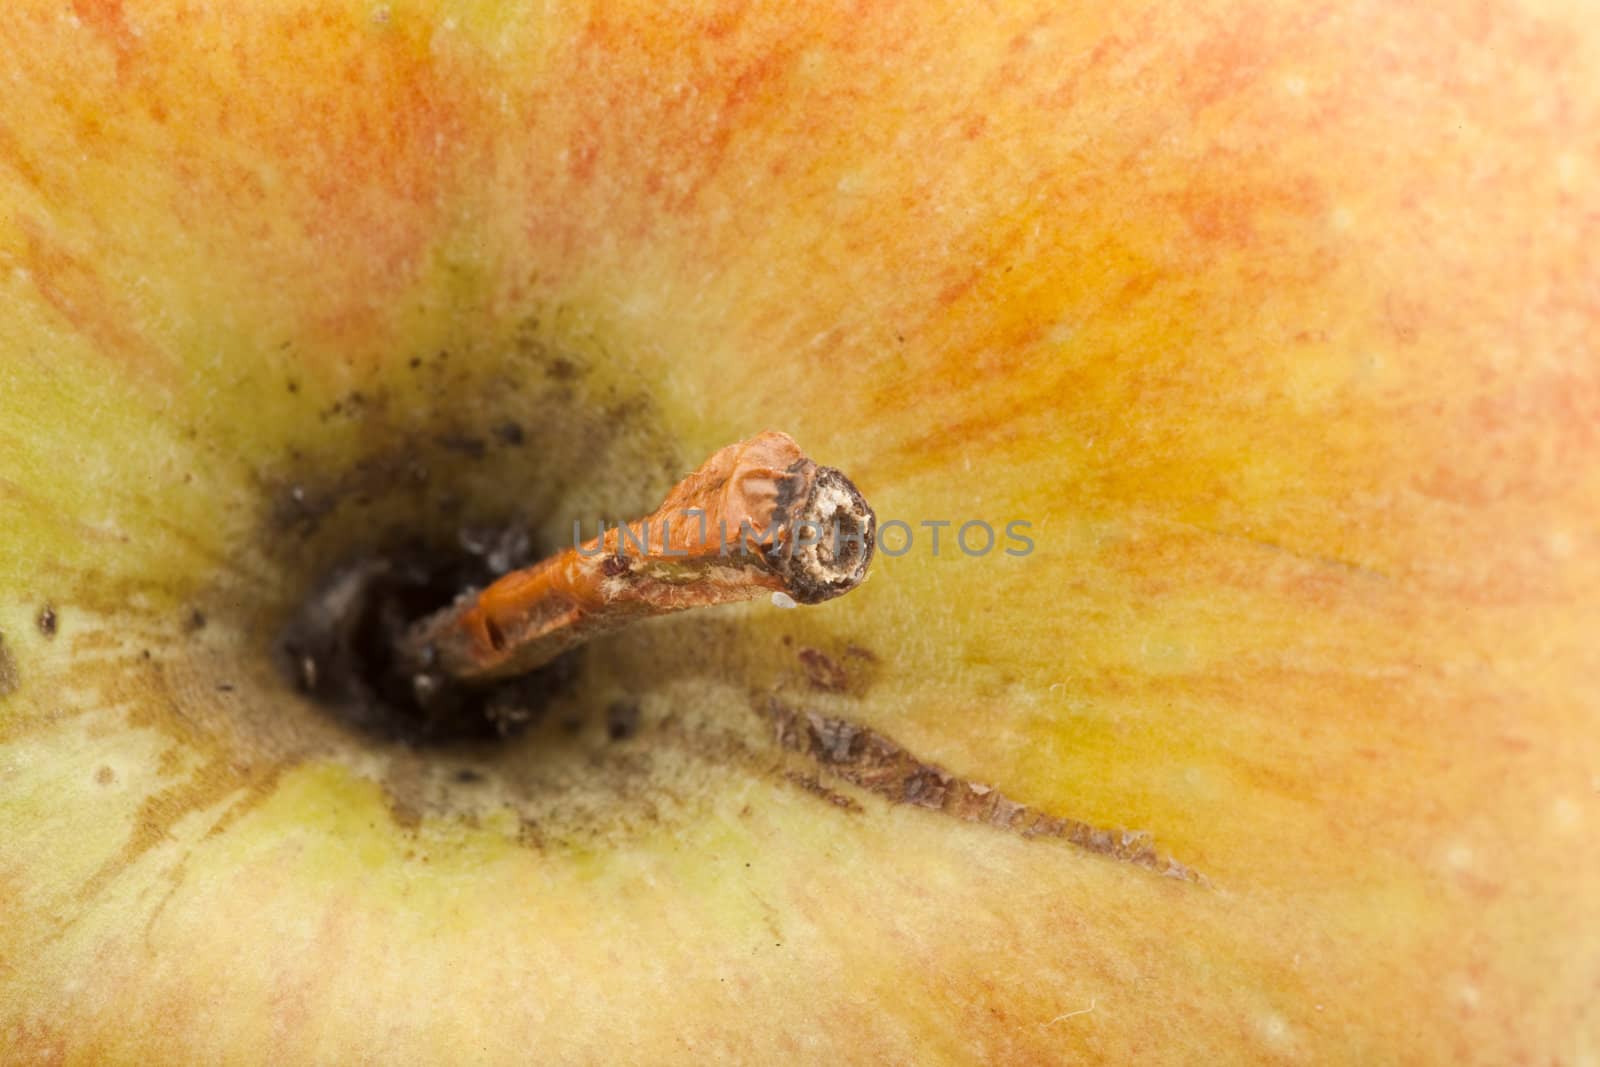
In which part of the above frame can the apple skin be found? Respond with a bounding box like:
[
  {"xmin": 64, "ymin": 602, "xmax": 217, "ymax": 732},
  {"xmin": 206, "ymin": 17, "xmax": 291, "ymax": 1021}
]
[{"xmin": 2, "ymin": 0, "xmax": 1598, "ymax": 1062}]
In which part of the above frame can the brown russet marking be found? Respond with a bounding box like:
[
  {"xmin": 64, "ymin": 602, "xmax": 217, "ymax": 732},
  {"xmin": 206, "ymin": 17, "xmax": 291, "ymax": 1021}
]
[
  {"xmin": 400, "ymin": 431, "xmax": 876, "ymax": 684},
  {"xmin": 797, "ymin": 648, "xmax": 850, "ymax": 693},
  {"xmin": 766, "ymin": 698, "xmax": 1204, "ymax": 883},
  {"xmin": 781, "ymin": 770, "xmax": 863, "ymax": 813},
  {"xmin": 0, "ymin": 634, "xmax": 17, "ymax": 698}
]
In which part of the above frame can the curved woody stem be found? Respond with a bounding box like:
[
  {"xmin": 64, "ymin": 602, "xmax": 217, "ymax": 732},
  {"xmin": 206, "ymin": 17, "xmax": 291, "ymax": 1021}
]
[{"xmin": 398, "ymin": 431, "xmax": 876, "ymax": 685}]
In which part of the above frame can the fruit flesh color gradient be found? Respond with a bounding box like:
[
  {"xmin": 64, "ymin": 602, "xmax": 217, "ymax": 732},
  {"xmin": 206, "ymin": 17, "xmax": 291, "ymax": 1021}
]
[{"xmin": 2, "ymin": 0, "xmax": 1598, "ymax": 1062}]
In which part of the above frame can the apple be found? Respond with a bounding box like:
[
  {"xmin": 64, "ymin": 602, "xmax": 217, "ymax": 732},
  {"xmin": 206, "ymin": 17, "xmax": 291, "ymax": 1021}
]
[{"xmin": 3, "ymin": 0, "xmax": 1597, "ymax": 1061}]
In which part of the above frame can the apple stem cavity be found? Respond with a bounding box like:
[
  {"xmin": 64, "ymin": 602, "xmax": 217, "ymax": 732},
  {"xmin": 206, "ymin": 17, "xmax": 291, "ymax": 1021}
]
[{"xmin": 397, "ymin": 431, "xmax": 876, "ymax": 691}]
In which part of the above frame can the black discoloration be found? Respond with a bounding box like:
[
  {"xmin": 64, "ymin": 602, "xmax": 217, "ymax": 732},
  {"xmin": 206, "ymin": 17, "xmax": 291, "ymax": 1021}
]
[
  {"xmin": 247, "ymin": 317, "xmax": 687, "ymax": 759},
  {"xmin": 276, "ymin": 526, "xmax": 580, "ymax": 745},
  {"xmin": 37, "ymin": 605, "xmax": 57, "ymax": 638},
  {"xmin": 606, "ymin": 699, "xmax": 640, "ymax": 741}
]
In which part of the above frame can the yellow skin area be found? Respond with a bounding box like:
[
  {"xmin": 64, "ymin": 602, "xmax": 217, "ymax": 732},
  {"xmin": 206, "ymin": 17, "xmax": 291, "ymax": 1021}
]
[{"xmin": 2, "ymin": 0, "xmax": 1598, "ymax": 1061}]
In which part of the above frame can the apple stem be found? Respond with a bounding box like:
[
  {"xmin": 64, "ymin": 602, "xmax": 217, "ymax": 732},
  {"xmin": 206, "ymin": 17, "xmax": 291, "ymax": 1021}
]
[{"xmin": 396, "ymin": 431, "xmax": 876, "ymax": 690}]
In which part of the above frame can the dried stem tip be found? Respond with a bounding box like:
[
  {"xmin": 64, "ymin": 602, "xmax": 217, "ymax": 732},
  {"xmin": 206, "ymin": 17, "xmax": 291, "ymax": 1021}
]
[{"xmin": 400, "ymin": 431, "xmax": 875, "ymax": 683}]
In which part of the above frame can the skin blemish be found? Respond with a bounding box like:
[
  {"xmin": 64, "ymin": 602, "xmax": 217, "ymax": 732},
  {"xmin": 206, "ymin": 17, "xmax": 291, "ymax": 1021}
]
[
  {"xmin": 605, "ymin": 699, "xmax": 640, "ymax": 741},
  {"xmin": 37, "ymin": 604, "xmax": 58, "ymax": 637},
  {"xmin": 797, "ymin": 648, "xmax": 849, "ymax": 692},
  {"xmin": 0, "ymin": 633, "xmax": 18, "ymax": 699},
  {"xmin": 766, "ymin": 699, "xmax": 1204, "ymax": 883},
  {"xmin": 792, "ymin": 643, "xmax": 879, "ymax": 697},
  {"xmin": 780, "ymin": 770, "xmax": 862, "ymax": 813}
]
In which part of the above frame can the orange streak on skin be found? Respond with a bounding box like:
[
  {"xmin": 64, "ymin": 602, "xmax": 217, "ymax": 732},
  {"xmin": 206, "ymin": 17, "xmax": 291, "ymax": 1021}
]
[
  {"xmin": 19, "ymin": 223, "xmax": 172, "ymax": 384},
  {"xmin": 72, "ymin": 0, "xmax": 139, "ymax": 78},
  {"xmin": 0, "ymin": 122, "xmax": 45, "ymax": 195},
  {"xmin": 148, "ymin": 9, "xmax": 468, "ymax": 355},
  {"xmin": 519, "ymin": 2, "xmax": 822, "ymax": 257},
  {"xmin": 2, "ymin": 3, "xmax": 473, "ymax": 373}
]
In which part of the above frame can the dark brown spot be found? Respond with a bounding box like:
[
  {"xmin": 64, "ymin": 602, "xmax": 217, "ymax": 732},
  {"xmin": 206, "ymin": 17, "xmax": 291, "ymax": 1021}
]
[
  {"xmin": 319, "ymin": 390, "xmax": 374, "ymax": 422},
  {"xmin": 606, "ymin": 699, "xmax": 640, "ymax": 741},
  {"xmin": 184, "ymin": 609, "xmax": 206, "ymax": 632},
  {"xmin": 386, "ymin": 795, "xmax": 422, "ymax": 832},
  {"xmin": 37, "ymin": 605, "xmax": 57, "ymax": 638},
  {"xmin": 94, "ymin": 765, "xmax": 115, "ymax": 786},
  {"xmin": 493, "ymin": 421, "xmax": 525, "ymax": 446},
  {"xmin": 798, "ymin": 648, "xmax": 849, "ymax": 692}
]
